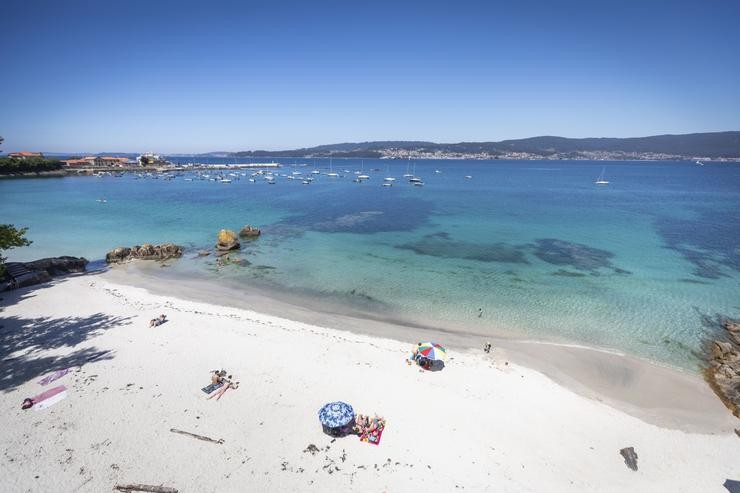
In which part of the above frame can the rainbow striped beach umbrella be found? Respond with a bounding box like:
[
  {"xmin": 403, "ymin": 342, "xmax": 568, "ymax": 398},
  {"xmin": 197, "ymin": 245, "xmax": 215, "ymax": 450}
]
[{"xmin": 417, "ymin": 342, "xmax": 447, "ymax": 361}]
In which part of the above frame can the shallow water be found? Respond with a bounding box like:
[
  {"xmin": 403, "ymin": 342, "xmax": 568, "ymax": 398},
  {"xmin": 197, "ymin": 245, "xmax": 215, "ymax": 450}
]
[{"xmin": 2, "ymin": 158, "xmax": 739, "ymax": 369}]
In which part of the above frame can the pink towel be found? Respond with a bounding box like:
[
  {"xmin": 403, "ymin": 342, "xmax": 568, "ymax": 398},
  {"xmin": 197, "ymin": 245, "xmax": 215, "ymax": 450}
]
[
  {"xmin": 38, "ymin": 368, "xmax": 71, "ymax": 386},
  {"xmin": 34, "ymin": 389, "xmax": 67, "ymax": 410},
  {"xmin": 30, "ymin": 385, "xmax": 67, "ymax": 410},
  {"xmin": 360, "ymin": 426, "xmax": 385, "ymax": 446}
]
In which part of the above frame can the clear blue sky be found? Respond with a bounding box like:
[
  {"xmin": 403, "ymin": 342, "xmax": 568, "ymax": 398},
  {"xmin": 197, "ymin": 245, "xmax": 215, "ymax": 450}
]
[{"xmin": 2, "ymin": 0, "xmax": 739, "ymax": 153}]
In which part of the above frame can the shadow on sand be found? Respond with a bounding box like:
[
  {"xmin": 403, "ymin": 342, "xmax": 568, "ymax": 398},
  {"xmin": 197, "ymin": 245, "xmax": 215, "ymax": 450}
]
[{"xmin": 0, "ymin": 284, "xmax": 131, "ymax": 392}]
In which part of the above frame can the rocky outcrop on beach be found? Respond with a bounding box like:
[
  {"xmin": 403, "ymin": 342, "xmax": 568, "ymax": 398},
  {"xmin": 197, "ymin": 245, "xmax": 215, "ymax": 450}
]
[
  {"xmin": 705, "ymin": 319, "xmax": 740, "ymax": 418},
  {"xmin": 24, "ymin": 256, "xmax": 89, "ymax": 276},
  {"xmin": 215, "ymin": 229, "xmax": 240, "ymax": 252},
  {"xmin": 238, "ymin": 225, "xmax": 261, "ymax": 238},
  {"xmin": 105, "ymin": 243, "xmax": 183, "ymax": 263},
  {"xmin": 1, "ymin": 256, "xmax": 88, "ymax": 291}
]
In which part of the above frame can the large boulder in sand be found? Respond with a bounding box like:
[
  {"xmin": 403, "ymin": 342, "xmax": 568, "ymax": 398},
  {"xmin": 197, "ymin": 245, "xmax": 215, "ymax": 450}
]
[
  {"xmin": 105, "ymin": 243, "xmax": 183, "ymax": 263},
  {"xmin": 24, "ymin": 256, "xmax": 89, "ymax": 276},
  {"xmin": 216, "ymin": 229, "xmax": 240, "ymax": 251},
  {"xmin": 106, "ymin": 247, "xmax": 131, "ymax": 263},
  {"xmin": 136, "ymin": 243, "xmax": 157, "ymax": 258},
  {"xmin": 239, "ymin": 225, "xmax": 261, "ymax": 238},
  {"xmin": 1, "ymin": 256, "xmax": 88, "ymax": 291}
]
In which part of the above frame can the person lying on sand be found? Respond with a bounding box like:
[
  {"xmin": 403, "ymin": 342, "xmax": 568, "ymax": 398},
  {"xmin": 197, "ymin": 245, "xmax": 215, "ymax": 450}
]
[
  {"xmin": 371, "ymin": 415, "xmax": 386, "ymax": 432},
  {"xmin": 149, "ymin": 314, "xmax": 168, "ymax": 327},
  {"xmin": 353, "ymin": 414, "xmax": 368, "ymax": 434},
  {"xmin": 207, "ymin": 378, "xmax": 239, "ymax": 401},
  {"xmin": 211, "ymin": 370, "xmax": 227, "ymax": 385},
  {"xmin": 353, "ymin": 413, "xmax": 386, "ymax": 438}
]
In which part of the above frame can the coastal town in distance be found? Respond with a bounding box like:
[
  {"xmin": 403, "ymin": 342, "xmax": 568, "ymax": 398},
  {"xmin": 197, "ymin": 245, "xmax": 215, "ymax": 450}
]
[{"xmin": 4, "ymin": 131, "xmax": 740, "ymax": 177}]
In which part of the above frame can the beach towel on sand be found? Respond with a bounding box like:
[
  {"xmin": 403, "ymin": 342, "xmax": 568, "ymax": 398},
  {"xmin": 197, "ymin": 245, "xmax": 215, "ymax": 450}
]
[
  {"xmin": 38, "ymin": 368, "xmax": 71, "ymax": 386},
  {"xmin": 31, "ymin": 385, "xmax": 67, "ymax": 411},
  {"xmin": 201, "ymin": 381, "xmax": 224, "ymax": 394},
  {"xmin": 360, "ymin": 426, "xmax": 385, "ymax": 446}
]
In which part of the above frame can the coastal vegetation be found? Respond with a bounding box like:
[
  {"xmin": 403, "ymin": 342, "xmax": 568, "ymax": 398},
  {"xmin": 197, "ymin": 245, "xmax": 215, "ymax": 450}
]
[
  {"xmin": 0, "ymin": 156, "xmax": 63, "ymax": 174},
  {"xmin": 0, "ymin": 224, "xmax": 32, "ymax": 276}
]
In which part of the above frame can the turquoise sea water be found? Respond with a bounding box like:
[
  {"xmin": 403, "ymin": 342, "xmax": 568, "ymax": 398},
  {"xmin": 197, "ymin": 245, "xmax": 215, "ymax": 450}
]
[{"xmin": 2, "ymin": 159, "xmax": 739, "ymax": 369}]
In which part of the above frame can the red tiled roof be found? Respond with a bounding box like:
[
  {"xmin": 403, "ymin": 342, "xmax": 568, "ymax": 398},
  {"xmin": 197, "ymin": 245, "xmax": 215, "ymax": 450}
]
[{"xmin": 9, "ymin": 151, "xmax": 42, "ymax": 157}]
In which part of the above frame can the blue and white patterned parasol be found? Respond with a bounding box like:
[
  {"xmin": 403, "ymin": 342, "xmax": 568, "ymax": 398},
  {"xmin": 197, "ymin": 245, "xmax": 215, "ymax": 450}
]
[{"xmin": 318, "ymin": 401, "xmax": 355, "ymax": 428}]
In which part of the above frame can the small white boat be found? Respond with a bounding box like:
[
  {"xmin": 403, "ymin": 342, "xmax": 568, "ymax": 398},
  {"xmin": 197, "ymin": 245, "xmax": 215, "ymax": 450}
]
[
  {"xmin": 302, "ymin": 180, "xmax": 311, "ymax": 185},
  {"xmin": 464, "ymin": 175, "xmax": 472, "ymax": 179},
  {"xmin": 311, "ymin": 170, "xmax": 321, "ymax": 174},
  {"xmin": 403, "ymin": 158, "xmax": 413, "ymax": 177},
  {"xmin": 220, "ymin": 179, "xmax": 232, "ymax": 183},
  {"xmin": 696, "ymin": 161, "xmax": 704, "ymax": 166},
  {"xmin": 382, "ymin": 182, "xmax": 392, "ymax": 187},
  {"xmin": 358, "ymin": 174, "xmax": 370, "ymax": 180},
  {"xmin": 383, "ymin": 163, "xmax": 395, "ymax": 182},
  {"xmin": 413, "ymin": 181, "xmax": 424, "ymax": 187},
  {"xmin": 595, "ymin": 167, "xmax": 609, "ymax": 185},
  {"xmin": 408, "ymin": 176, "xmax": 423, "ymax": 183},
  {"xmin": 435, "ymin": 170, "xmax": 441, "ymax": 174}
]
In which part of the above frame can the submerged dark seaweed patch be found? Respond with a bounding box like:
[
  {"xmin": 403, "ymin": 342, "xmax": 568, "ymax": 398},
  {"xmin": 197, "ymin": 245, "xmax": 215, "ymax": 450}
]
[
  {"xmin": 678, "ymin": 278, "xmax": 711, "ymax": 285},
  {"xmin": 279, "ymin": 192, "xmax": 433, "ymax": 234},
  {"xmin": 397, "ymin": 234, "xmax": 528, "ymax": 264},
  {"xmin": 532, "ymin": 238, "xmax": 615, "ymax": 272},
  {"xmin": 655, "ymin": 208, "xmax": 740, "ymax": 279},
  {"xmin": 551, "ymin": 269, "xmax": 587, "ymax": 277}
]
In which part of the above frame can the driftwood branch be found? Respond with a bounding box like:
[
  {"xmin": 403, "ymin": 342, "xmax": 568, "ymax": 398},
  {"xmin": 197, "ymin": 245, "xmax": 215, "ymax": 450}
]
[
  {"xmin": 114, "ymin": 484, "xmax": 178, "ymax": 493},
  {"xmin": 169, "ymin": 428, "xmax": 224, "ymax": 444}
]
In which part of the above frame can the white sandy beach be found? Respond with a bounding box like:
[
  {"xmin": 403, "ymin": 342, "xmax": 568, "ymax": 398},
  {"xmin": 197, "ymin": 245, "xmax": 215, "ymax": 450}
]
[{"xmin": 1, "ymin": 272, "xmax": 739, "ymax": 492}]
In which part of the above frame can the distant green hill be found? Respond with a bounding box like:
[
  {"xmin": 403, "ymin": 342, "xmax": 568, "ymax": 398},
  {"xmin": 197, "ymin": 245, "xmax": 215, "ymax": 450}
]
[{"xmin": 232, "ymin": 131, "xmax": 740, "ymax": 158}]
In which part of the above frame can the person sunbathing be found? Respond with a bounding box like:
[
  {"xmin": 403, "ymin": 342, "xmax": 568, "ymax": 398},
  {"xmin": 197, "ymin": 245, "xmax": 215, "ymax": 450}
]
[
  {"xmin": 353, "ymin": 414, "xmax": 369, "ymax": 435},
  {"xmin": 149, "ymin": 314, "xmax": 168, "ymax": 327},
  {"xmin": 207, "ymin": 379, "xmax": 239, "ymax": 401},
  {"xmin": 211, "ymin": 370, "xmax": 227, "ymax": 385}
]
